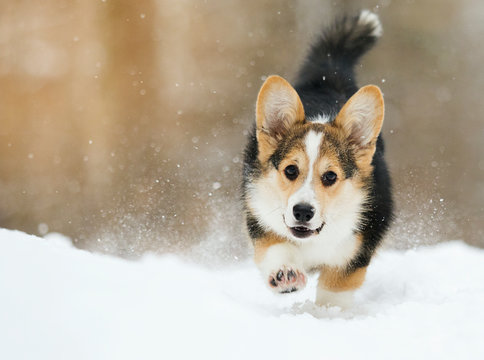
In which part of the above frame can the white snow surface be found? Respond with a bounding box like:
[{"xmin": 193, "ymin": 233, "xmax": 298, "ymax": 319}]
[{"xmin": 1, "ymin": 228, "xmax": 483, "ymax": 360}]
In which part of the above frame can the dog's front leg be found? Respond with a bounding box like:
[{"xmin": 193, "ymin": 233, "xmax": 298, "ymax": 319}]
[
  {"xmin": 316, "ymin": 265, "xmax": 367, "ymax": 308},
  {"xmin": 253, "ymin": 235, "xmax": 307, "ymax": 293}
]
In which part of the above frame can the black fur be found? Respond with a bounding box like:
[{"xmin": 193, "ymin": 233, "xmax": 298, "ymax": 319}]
[
  {"xmin": 269, "ymin": 126, "xmax": 310, "ymax": 169},
  {"xmin": 246, "ymin": 212, "xmax": 266, "ymax": 239},
  {"xmin": 295, "ymin": 13, "xmax": 380, "ymax": 118},
  {"xmin": 321, "ymin": 130, "xmax": 358, "ymax": 179},
  {"xmin": 349, "ymin": 136, "xmax": 393, "ymax": 271},
  {"xmin": 242, "ymin": 13, "xmax": 393, "ymax": 267}
]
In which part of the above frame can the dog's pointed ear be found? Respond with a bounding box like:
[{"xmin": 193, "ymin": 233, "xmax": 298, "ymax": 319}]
[
  {"xmin": 256, "ymin": 75, "xmax": 305, "ymax": 163},
  {"xmin": 334, "ymin": 85, "xmax": 384, "ymax": 166}
]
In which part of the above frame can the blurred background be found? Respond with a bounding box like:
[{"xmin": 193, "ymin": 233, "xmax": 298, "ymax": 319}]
[{"xmin": 0, "ymin": 0, "xmax": 482, "ymax": 261}]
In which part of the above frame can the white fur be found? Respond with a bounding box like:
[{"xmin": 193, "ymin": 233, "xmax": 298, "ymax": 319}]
[
  {"xmin": 248, "ymin": 129, "xmax": 366, "ymax": 268},
  {"xmin": 257, "ymin": 242, "xmax": 303, "ymax": 280},
  {"xmin": 359, "ymin": 10, "xmax": 382, "ymax": 38},
  {"xmin": 309, "ymin": 114, "xmax": 331, "ymax": 124},
  {"xmin": 284, "ymin": 131, "xmax": 323, "ymax": 232},
  {"xmin": 300, "ymin": 232, "xmax": 358, "ymax": 268},
  {"xmin": 248, "ymin": 130, "xmax": 327, "ymax": 242},
  {"xmin": 300, "ymin": 181, "xmax": 366, "ymax": 268},
  {"xmin": 247, "ymin": 171, "xmax": 289, "ymax": 239},
  {"xmin": 316, "ymin": 288, "xmax": 355, "ymax": 308}
]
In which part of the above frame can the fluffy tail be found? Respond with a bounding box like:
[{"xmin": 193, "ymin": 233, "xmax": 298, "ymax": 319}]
[{"xmin": 295, "ymin": 10, "xmax": 382, "ymax": 98}]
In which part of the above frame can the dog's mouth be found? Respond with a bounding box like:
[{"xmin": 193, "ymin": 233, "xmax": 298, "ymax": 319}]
[{"xmin": 289, "ymin": 223, "xmax": 324, "ymax": 239}]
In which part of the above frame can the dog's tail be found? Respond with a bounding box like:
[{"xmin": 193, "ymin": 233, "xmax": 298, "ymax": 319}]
[{"xmin": 295, "ymin": 10, "xmax": 382, "ymax": 98}]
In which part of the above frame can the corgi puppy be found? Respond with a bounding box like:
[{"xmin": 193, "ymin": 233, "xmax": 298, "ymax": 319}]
[{"xmin": 242, "ymin": 10, "xmax": 393, "ymax": 308}]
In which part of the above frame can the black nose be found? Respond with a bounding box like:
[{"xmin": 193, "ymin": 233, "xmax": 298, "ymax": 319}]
[{"xmin": 293, "ymin": 203, "xmax": 315, "ymax": 222}]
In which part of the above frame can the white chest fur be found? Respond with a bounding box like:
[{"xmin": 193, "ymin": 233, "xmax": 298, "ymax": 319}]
[
  {"xmin": 256, "ymin": 230, "xmax": 359, "ymax": 284},
  {"xmin": 298, "ymin": 231, "xmax": 359, "ymax": 269}
]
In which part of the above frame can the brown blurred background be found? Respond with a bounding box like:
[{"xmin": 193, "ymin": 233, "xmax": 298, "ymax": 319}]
[{"xmin": 0, "ymin": 0, "xmax": 482, "ymax": 261}]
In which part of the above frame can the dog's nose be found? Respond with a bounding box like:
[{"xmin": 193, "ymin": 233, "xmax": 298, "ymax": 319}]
[{"xmin": 293, "ymin": 203, "xmax": 315, "ymax": 222}]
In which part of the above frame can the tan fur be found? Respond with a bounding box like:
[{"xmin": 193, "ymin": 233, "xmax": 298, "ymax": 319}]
[
  {"xmin": 276, "ymin": 146, "xmax": 309, "ymax": 198},
  {"xmin": 249, "ymin": 120, "xmax": 371, "ymax": 240},
  {"xmin": 315, "ymin": 149, "xmax": 348, "ymax": 205},
  {"xmin": 318, "ymin": 265, "xmax": 367, "ymax": 292},
  {"xmin": 256, "ymin": 76, "xmax": 305, "ymax": 163},
  {"xmin": 320, "ymin": 125, "xmax": 374, "ymax": 179},
  {"xmin": 253, "ymin": 234, "xmax": 285, "ymax": 264},
  {"xmin": 317, "ymin": 234, "xmax": 367, "ymax": 292},
  {"xmin": 314, "ymin": 148, "xmax": 369, "ymax": 217},
  {"xmin": 333, "ymin": 85, "xmax": 384, "ymax": 168},
  {"xmin": 272, "ymin": 124, "xmax": 369, "ymax": 227}
]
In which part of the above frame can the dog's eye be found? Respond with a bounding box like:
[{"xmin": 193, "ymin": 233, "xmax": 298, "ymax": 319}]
[
  {"xmin": 321, "ymin": 171, "xmax": 337, "ymax": 186},
  {"xmin": 284, "ymin": 165, "xmax": 299, "ymax": 180}
]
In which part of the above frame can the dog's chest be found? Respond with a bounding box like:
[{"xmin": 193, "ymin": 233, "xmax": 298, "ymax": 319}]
[{"xmin": 298, "ymin": 233, "xmax": 359, "ymax": 269}]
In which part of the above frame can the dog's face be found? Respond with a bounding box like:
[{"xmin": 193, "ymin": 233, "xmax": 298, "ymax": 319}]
[{"xmin": 247, "ymin": 76, "xmax": 384, "ymax": 243}]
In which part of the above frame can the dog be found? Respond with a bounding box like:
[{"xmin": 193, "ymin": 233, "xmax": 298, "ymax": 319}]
[{"xmin": 242, "ymin": 10, "xmax": 393, "ymax": 308}]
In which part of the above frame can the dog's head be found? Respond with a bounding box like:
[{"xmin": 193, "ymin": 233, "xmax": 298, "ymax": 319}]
[{"xmin": 248, "ymin": 75, "xmax": 384, "ymax": 242}]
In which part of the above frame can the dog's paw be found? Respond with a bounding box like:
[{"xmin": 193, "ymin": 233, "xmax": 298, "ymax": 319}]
[{"xmin": 268, "ymin": 266, "xmax": 307, "ymax": 293}]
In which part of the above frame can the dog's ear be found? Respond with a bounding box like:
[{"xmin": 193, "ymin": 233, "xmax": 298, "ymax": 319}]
[
  {"xmin": 255, "ymin": 75, "xmax": 305, "ymax": 163},
  {"xmin": 334, "ymin": 85, "xmax": 384, "ymax": 166}
]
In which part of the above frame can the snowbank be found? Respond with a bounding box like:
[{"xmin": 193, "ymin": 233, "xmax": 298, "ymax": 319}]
[{"xmin": 0, "ymin": 228, "xmax": 483, "ymax": 360}]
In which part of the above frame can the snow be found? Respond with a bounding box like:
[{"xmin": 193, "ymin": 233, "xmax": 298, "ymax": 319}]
[{"xmin": 0, "ymin": 228, "xmax": 483, "ymax": 360}]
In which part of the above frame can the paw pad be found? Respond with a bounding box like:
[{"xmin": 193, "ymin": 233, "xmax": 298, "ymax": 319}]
[{"xmin": 268, "ymin": 266, "xmax": 306, "ymax": 293}]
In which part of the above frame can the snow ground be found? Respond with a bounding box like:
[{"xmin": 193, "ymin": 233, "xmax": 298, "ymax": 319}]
[{"xmin": 0, "ymin": 229, "xmax": 483, "ymax": 360}]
